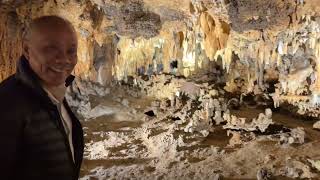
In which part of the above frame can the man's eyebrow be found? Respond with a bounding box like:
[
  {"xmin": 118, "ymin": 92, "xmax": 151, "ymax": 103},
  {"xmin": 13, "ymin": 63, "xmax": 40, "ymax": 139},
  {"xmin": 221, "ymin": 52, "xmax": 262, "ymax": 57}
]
[{"xmin": 44, "ymin": 44, "xmax": 59, "ymax": 49}]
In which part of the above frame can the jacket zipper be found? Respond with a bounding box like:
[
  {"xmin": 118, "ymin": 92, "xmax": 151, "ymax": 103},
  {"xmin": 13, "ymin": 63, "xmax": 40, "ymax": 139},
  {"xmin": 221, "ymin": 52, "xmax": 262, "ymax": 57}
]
[{"xmin": 54, "ymin": 106, "xmax": 77, "ymax": 177}]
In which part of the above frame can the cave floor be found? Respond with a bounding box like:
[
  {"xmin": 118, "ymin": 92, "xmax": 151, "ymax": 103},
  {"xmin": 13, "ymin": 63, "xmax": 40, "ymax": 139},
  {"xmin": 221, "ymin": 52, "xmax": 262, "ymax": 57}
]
[{"xmin": 78, "ymin": 88, "xmax": 320, "ymax": 180}]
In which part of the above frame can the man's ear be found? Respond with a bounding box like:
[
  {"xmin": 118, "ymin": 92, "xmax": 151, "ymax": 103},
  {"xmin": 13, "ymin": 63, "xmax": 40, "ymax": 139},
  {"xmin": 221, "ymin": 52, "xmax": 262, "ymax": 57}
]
[{"xmin": 22, "ymin": 41, "xmax": 30, "ymax": 60}]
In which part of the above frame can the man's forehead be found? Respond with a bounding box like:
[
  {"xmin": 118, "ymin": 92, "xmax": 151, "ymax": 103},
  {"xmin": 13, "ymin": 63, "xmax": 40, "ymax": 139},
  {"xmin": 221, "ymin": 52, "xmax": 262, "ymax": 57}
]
[
  {"xmin": 27, "ymin": 16, "xmax": 77, "ymax": 42},
  {"xmin": 31, "ymin": 22, "xmax": 75, "ymax": 36},
  {"xmin": 32, "ymin": 25, "xmax": 76, "ymax": 39}
]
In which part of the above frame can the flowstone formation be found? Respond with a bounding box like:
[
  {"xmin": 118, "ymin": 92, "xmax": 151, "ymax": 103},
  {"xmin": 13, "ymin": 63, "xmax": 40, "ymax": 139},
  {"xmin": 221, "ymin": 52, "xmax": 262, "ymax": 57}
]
[{"xmin": 1, "ymin": 0, "xmax": 320, "ymax": 179}]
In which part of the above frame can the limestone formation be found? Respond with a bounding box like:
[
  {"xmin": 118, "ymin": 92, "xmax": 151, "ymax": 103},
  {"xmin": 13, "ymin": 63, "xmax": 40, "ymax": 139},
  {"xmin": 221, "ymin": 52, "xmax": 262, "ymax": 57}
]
[
  {"xmin": 223, "ymin": 108, "xmax": 273, "ymax": 132},
  {"xmin": 313, "ymin": 121, "xmax": 320, "ymax": 130},
  {"xmin": 279, "ymin": 127, "xmax": 306, "ymax": 145}
]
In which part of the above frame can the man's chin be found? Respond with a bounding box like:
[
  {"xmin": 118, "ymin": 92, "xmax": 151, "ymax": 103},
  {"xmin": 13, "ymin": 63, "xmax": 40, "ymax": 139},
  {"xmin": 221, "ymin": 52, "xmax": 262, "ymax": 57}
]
[{"xmin": 43, "ymin": 79, "xmax": 67, "ymax": 87}]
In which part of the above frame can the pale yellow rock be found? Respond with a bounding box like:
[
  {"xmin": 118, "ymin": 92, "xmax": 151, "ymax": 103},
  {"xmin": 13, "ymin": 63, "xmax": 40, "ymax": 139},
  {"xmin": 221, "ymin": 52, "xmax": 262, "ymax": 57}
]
[{"xmin": 313, "ymin": 121, "xmax": 320, "ymax": 130}]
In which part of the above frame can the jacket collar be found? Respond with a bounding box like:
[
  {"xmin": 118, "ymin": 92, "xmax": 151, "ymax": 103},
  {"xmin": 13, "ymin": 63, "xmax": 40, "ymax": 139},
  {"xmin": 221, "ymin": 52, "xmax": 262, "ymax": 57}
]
[{"xmin": 15, "ymin": 55, "xmax": 75, "ymax": 107}]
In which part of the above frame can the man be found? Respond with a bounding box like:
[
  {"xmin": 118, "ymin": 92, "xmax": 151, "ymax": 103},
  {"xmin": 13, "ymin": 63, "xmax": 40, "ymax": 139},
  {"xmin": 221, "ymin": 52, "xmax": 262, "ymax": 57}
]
[{"xmin": 0, "ymin": 16, "xmax": 84, "ymax": 180}]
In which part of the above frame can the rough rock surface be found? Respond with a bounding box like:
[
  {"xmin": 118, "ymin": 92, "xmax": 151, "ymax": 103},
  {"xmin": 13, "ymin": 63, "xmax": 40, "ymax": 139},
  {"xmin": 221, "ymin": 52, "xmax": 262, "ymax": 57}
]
[
  {"xmin": 70, "ymin": 77, "xmax": 320, "ymax": 179},
  {"xmin": 313, "ymin": 121, "xmax": 320, "ymax": 130}
]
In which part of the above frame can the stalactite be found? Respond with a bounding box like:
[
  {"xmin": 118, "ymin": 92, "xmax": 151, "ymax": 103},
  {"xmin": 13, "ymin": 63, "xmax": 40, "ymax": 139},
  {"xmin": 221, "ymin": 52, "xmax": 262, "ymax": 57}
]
[
  {"xmin": 181, "ymin": 31, "xmax": 196, "ymax": 77},
  {"xmin": 278, "ymin": 41, "xmax": 284, "ymax": 55}
]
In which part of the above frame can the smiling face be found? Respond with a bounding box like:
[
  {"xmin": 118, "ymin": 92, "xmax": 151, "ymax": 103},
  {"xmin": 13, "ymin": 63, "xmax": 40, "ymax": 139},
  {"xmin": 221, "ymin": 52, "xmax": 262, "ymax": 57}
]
[{"xmin": 23, "ymin": 16, "xmax": 78, "ymax": 87}]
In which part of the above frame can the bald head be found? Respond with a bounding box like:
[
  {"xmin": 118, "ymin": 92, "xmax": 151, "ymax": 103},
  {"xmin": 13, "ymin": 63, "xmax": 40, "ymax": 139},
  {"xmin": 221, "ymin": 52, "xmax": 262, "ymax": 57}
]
[
  {"xmin": 23, "ymin": 15, "xmax": 78, "ymax": 87},
  {"xmin": 24, "ymin": 16, "xmax": 76, "ymax": 42}
]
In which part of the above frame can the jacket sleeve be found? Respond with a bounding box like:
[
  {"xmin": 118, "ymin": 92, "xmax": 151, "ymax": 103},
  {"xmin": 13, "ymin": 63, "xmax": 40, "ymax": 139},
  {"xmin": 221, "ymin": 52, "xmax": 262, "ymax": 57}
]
[{"xmin": 0, "ymin": 105, "xmax": 24, "ymax": 180}]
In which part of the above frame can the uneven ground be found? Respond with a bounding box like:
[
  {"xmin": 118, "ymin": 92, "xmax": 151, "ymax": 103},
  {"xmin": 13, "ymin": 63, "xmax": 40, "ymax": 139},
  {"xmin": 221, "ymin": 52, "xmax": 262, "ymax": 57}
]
[{"xmin": 75, "ymin": 81, "xmax": 320, "ymax": 180}]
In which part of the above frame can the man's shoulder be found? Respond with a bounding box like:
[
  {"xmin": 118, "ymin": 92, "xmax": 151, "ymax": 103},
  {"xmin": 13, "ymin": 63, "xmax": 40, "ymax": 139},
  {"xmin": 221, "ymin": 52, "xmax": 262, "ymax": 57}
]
[
  {"xmin": 0, "ymin": 75, "xmax": 30, "ymax": 127},
  {"xmin": 0, "ymin": 75, "xmax": 32, "ymax": 107},
  {"xmin": 0, "ymin": 75, "xmax": 21, "ymax": 97}
]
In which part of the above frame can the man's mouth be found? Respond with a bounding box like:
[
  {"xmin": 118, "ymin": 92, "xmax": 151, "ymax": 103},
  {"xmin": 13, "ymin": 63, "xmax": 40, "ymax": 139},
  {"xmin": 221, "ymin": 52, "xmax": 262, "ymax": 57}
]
[{"xmin": 50, "ymin": 67, "xmax": 65, "ymax": 73}]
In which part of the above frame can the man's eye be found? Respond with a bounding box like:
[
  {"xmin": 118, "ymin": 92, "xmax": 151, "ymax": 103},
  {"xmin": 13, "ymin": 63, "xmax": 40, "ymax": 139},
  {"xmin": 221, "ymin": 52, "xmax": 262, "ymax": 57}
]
[
  {"xmin": 43, "ymin": 46, "xmax": 58, "ymax": 53},
  {"xmin": 68, "ymin": 48, "xmax": 77, "ymax": 55},
  {"xmin": 43, "ymin": 46, "xmax": 59, "ymax": 56}
]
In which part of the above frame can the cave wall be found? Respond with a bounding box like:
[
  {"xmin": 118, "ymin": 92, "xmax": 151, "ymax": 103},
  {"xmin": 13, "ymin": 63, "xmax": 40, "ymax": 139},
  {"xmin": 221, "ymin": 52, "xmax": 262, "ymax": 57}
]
[{"xmin": 0, "ymin": 10, "xmax": 22, "ymax": 81}]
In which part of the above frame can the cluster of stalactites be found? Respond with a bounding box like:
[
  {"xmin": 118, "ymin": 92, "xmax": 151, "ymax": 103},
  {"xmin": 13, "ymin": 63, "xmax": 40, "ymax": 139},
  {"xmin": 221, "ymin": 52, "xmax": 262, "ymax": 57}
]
[
  {"xmin": 216, "ymin": 14, "xmax": 319, "ymax": 94},
  {"xmin": 111, "ymin": 1, "xmax": 319, "ymax": 96}
]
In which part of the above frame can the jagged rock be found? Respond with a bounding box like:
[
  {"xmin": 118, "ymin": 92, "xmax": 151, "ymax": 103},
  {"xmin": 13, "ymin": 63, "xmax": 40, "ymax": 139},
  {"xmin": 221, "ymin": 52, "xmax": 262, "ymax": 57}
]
[
  {"xmin": 184, "ymin": 109, "xmax": 213, "ymax": 134},
  {"xmin": 308, "ymin": 159, "xmax": 320, "ymax": 172},
  {"xmin": 227, "ymin": 131, "xmax": 242, "ymax": 147},
  {"xmin": 227, "ymin": 130, "xmax": 256, "ymax": 147},
  {"xmin": 77, "ymin": 101, "xmax": 91, "ymax": 115},
  {"xmin": 257, "ymin": 168, "xmax": 272, "ymax": 180},
  {"xmin": 199, "ymin": 130, "xmax": 210, "ymax": 137},
  {"xmin": 280, "ymin": 160, "xmax": 316, "ymax": 179},
  {"xmin": 151, "ymin": 100, "xmax": 160, "ymax": 108},
  {"xmin": 313, "ymin": 121, "xmax": 320, "ymax": 130},
  {"xmin": 280, "ymin": 127, "xmax": 306, "ymax": 145},
  {"xmin": 121, "ymin": 98, "xmax": 130, "ymax": 107},
  {"xmin": 223, "ymin": 108, "xmax": 273, "ymax": 132},
  {"xmin": 213, "ymin": 110, "xmax": 224, "ymax": 125},
  {"xmin": 85, "ymin": 105, "xmax": 117, "ymax": 119},
  {"xmin": 180, "ymin": 82, "xmax": 201, "ymax": 99}
]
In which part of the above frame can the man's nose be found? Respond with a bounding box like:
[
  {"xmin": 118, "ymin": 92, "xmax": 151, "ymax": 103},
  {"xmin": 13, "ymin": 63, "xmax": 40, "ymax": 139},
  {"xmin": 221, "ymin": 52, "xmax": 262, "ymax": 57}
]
[{"xmin": 55, "ymin": 51, "xmax": 71, "ymax": 64}]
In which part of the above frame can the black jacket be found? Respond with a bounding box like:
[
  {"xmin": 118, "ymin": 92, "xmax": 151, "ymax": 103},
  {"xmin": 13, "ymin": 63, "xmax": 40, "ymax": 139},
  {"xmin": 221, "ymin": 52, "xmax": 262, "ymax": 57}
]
[{"xmin": 0, "ymin": 56, "xmax": 84, "ymax": 180}]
